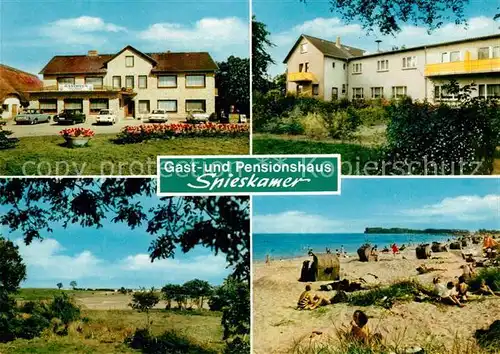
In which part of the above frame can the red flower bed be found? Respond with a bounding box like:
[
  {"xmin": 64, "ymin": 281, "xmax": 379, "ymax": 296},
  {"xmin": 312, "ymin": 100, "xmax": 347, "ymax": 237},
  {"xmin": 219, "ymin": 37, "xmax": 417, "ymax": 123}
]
[
  {"xmin": 115, "ymin": 123, "xmax": 249, "ymax": 144},
  {"xmin": 59, "ymin": 128, "xmax": 95, "ymax": 138}
]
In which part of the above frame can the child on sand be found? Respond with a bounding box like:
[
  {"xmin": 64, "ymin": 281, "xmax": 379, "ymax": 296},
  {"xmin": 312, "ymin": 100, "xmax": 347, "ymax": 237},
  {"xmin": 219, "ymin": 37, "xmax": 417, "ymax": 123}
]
[
  {"xmin": 350, "ymin": 310, "xmax": 382, "ymax": 345},
  {"xmin": 297, "ymin": 285, "xmax": 331, "ymax": 310},
  {"xmin": 456, "ymin": 276, "xmax": 468, "ymax": 302},
  {"xmin": 391, "ymin": 243, "xmax": 399, "ymax": 255}
]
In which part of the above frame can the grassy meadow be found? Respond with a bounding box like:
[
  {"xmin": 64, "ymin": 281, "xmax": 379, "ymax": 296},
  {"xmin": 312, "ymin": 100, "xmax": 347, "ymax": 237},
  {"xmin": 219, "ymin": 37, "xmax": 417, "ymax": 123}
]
[
  {"xmin": 0, "ymin": 288, "xmax": 224, "ymax": 354},
  {"xmin": 0, "ymin": 134, "xmax": 250, "ymax": 175}
]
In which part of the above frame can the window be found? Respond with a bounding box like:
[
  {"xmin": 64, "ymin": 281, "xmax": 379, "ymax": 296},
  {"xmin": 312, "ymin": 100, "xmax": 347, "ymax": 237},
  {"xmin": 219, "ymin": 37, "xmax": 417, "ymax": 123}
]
[
  {"xmin": 487, "ymin": 84, "xmax": 500, "ymax": 99},
  {"xmin": 493, "ymin": 46, "xmax": 500, "ymax": 58},
  {"xmin": 125, "ymin": 56, "xmax": 134, "ymax": 67},
  {"xmin": 342, "ymin": 84, "xmax": 346, "ymax": 94},
  {"xmin": 89, "ymin": 99, "xmax": 109, "ymax": 114},
  {"xmin": 371, "ymin": 87, "xmax": 384, "ymax": 98},
  {"xmin": 158, "ymin": 75, "xmax": 177, "ymax": 88},
  {"xmin": 300, "ymin": 43, "xmax": 308, "ymax": 53},
  {"xmin": 441, "ymin": 52, "xmax": 448, "ymax": 63},
  {"xmin": 299, "ymin": 63, "xmax": 304, "ymax": 72},
  {"xmin": 125, "ymin": 76, "xmax": 134, "ymax": 89},
  {"xmin": 138, "ymin": 100, "xmax": 150, "ymax": 114},
  {"xmin": 332, "ymin": 87, "xmax": 338, "ymax": 100},
  {"xmin": 402, "ymin": 56, "xmax": 417, "ymax": 69},
  {"xmin": 478, "ymin": 47, "xmax": 489, "ymax": 59},
  {"xmin": 392, "ymin": 86, "xmax": 407, "ymax": 98},
  {"xmin": 312, "ymin": 84, "xmax": 319, "ymax": 95},
  {"xmin": 478, "ymin": 84, "xmax": 485, "ymax": 98},
  {"xmin": 39, "ymin": 99, "xmax": 57, "ymax": 113},
  {"xmin": 57, "ymin": 77, "xmax": 75, "ymax": 88},
  {"xmin": 186, "ymin": 100, "xmax": 206, "ymax": 112},
  {"xmin": 352, "ymin": 87, "xmax": 363, "ymax": 99},
  {"xmin": 434, "ymin": 86, "xmax": 441, "ymax": 100},
  {"xmin": 158, "ymin": 100, "xmax": 177, "ymax": 112},
  {"xmin": 64, "ymin": 99, "xmax": 83, "ymax": 110},
  {"xmin": 450, "ymin": 51, "xmax": 460, "ymax": 62},
  {"xmin": 186, "ymin": 75, "xmax": 206, "ymax": 88},
  {"xmin": 377, "ymin": 60, "xmax": 388, "ymax": 71},
  {"xmin": 332, "ymin": 62, "xmax": 336, "ymax": 69},
  {"xmin": 352, "ymin": 63, "xmax": 362, "ymax": 74},
  {"xmin": 85, "ymin": 77, "xmax": 103, "ymax": 89},
  {"xmin": 112, "ymin": 76, "xmax": 121, "ymax": 89},
  {"xmin": 296, "ymin": 85, "xmax": 303, "ymax": 95},
  {"xmin": 138, "ymin": 75, "xmax": 148, "ymax": 89},
  {"xmin": 305, "ymin": 62, "xmax": 309, "ymax": 72},
  {"xmin": 343, "ymin": 63, "xmax": 346, "ymax": 70}
]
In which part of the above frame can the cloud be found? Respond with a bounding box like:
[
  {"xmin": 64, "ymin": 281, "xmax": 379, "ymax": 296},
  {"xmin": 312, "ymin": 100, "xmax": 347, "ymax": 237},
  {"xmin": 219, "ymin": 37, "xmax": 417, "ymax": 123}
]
[
  {"xmin": 15, "ymin": 238, "xmax": 229, "ymax": 288},
  {"xmin": 138, "ymin": 17, "xmax": 248, "ymax": 51},
  {"xmin": 40, "ymin": 16, "xmax": 127, "ymax": 46},
  {"xmin": 253, "ymin": 211, "xmax": 347, "ymax": 233},
  {"xmin": 401, "ymin": 194, "xmax": 500, "ymax": 221}
]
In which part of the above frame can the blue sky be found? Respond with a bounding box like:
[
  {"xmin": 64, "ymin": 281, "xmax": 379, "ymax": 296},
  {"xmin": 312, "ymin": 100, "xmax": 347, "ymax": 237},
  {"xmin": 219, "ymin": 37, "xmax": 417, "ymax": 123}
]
[
  {"xmin": 253, "ymin": 178, "xmax": 500, "ymax": 233},
  {"xmin": 0, "ymin": 0, "xmax": 249, "ymax": 76},
  {"xmin": 253, "ymin": 0, "xmax": 500, "ymax": 76},
  {"xmin": 0, "ymin": 194, "xmax": 231, "ymax": 289}
]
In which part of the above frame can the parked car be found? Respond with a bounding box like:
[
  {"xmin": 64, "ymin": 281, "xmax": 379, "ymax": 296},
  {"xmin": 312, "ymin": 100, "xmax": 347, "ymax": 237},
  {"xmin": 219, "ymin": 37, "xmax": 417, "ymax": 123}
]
[
  {"xmin": 14, "ymin": 109, "xmax": 52, "ymax": 125},
  {"xmin": 96, "ymin": 109, "xmax": 117, "ymax": 125},
  {"xmin": 54, "ymin": 110, "xmax": 86, "ymax": 124},
  {"xmin": 148, "ymin": 109, "xmax": 168, "ymax": 123},
  {"xmin": 186, "ymin": 110, "xmax": 209, "ymax": 124}
]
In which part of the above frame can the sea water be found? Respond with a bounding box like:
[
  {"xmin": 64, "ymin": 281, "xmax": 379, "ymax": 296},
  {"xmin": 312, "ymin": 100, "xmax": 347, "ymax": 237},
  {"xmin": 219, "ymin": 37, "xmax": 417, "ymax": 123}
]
[{"xmin": 253, "ymin": 233, "xmax": 453, "ymax": 261}]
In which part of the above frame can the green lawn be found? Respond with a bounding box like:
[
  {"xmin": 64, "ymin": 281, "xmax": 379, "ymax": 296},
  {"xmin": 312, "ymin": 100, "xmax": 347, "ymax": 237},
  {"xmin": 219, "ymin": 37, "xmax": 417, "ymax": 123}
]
[
  {"xmin": 252, "ymin": 134, "xmax": 380, "ymax": 175},
  {"xmin": 0, "ymin": 134, "xmax": 249, "ymax": 176}
]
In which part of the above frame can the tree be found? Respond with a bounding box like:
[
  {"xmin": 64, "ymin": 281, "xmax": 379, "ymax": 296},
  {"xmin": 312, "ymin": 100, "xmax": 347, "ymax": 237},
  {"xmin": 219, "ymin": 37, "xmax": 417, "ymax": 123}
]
[
  {"xmin": 129, "ymin": 288, "xmax": 160, "ymax": 329},
  {"xmin": 252, "ymin": 16, "xmax": 275, "ymax": 94},
  {"xmin": 310, "ymin": 0, "xmax": 469, "ymax": 35},
  {"xmin": 0, "ymin": 237, "xmax": 26, "ymax": 294},
  {"xmin": 161, "ymin": 284, "xmax": 184, "ymax": 309},
  {"xmin": 56, "ymin": 283, "xmax": 63, "ymax": 290},
  {"xmin": 69, "ymin": 281, "xmax": 77, "ymax": 290},
  {"xmin": 183, "ymin": 279, "xmax": 213, "ymax": 309},
  {"xmin": 216, "ymin": 56, "xmax": 250, "ymax": 116}
]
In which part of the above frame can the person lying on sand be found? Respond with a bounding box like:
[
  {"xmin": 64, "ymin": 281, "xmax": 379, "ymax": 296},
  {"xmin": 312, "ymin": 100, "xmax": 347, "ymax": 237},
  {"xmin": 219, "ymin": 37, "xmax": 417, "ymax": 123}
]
[
  {"xmin": 416, "ymin": 264, "xmax": 445, "ymax": 274},
  {"xmin": 350, "ymin": 310, "xmax": 383, "ymax": 345},
  {"xmin": 320, "ymin": 279, "xmax": 363, "ymax": 292},
  {"xmin": 297, "ymin": 285, "xmax": 331, "ymax": 310},
  {"xmin": 433, "ymin": 277, "xmax": 465, "ymax": 307},
  {"xmin": 474, "ymin": 280, "xmax": 499, "ymax": 296},
  {"xmin": 456, "ymin": 276, "xmax": 468, "ymax": 302}
]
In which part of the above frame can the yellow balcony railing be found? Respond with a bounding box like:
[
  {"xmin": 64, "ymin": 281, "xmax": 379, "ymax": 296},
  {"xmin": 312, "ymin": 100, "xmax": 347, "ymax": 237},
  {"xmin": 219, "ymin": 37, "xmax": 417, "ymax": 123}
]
[
  {"xmin": 288, "ymin": 72, "xmax": 318, "ymax": 83},
  {"xmin": 425, "ymin": 51, "xmax": 500, "ymax": 76}
]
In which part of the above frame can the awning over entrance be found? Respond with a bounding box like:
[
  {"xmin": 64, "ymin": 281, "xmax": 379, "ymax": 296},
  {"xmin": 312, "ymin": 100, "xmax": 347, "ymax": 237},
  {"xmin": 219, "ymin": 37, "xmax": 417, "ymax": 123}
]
[{"xmin": 288, "ymin": 72, "xmax": 318, "ymax": 83}]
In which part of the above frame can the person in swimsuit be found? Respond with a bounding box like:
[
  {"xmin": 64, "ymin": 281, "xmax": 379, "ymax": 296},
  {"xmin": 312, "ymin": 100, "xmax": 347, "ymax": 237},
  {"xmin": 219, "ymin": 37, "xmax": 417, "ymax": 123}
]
[{"xmin": 297, "ymin": 285, "xmax": 331, "ymax": 310}]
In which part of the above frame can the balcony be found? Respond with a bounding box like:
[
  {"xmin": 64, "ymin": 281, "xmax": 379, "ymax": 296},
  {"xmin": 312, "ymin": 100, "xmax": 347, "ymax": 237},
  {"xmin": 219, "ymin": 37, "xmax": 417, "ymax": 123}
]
[
  {"xmin": 288, "ymin": 72, "xmax": 318, "ymax": 83},
  {"xmin": 425, "ymin": 52, "xmax": 500, "ymax": 77}
]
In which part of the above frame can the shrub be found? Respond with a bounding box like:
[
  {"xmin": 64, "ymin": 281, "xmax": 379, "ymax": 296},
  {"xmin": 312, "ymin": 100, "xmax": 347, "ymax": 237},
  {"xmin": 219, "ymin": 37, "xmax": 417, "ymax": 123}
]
[
  {"xmin": 475, "ymin": 320, "xmax": 500, "ymax": 352},
  {"xmin": 378, "ymin": 97, "xmax": 497, "ymax": 175},
  {"xmin": 301, "ymin": 113, "xmax": 329, "ymax": 139},
  {"xmin": 348, "ymin": 280, "xmax": 426, "ymax": 308},
  {"xmin": 115, "ymin": 123, "xmax": 249, "ymax": 144},
  {"xmin": 14, "ymin": 312, "xmax": 50, "ymax": 339},
  {"xmin": 125, "ymin": 328, "xmax": 217, "ymax": 354},
  {"xmin": 129, "ymin": 288, "xmax": 160, "ymax": 329},
  {"xmin": 48, "ymin": 293, "xmax": 80, "ymax": 324},
  {"xmin": 468, "ymin": 267, "xmax": 500, "ymax": 292},
  {"xmin": 0, "ymin": 128, "xmax": 19, "ymax": 150},
  {"xmin": 357, "ymin": 106, "xmax": 389, "ymax": 126},
  {"xmin": 323, "ymin": 108, "xmax": 361, "ymax": 140}
]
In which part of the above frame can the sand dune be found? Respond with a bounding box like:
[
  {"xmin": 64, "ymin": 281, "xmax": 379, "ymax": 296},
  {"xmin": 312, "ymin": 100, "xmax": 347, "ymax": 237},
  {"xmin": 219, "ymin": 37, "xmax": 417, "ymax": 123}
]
[{"xmin": 253, "ymin": 247, "xmax": 500, "ymax": 353}]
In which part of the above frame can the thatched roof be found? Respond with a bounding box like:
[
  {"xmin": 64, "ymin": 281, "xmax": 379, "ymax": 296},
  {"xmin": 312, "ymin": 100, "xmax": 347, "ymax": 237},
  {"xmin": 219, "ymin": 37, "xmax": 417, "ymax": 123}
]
[{"xmin": 0, "ymin": 64, "xmax": 43, "ymax": 104}]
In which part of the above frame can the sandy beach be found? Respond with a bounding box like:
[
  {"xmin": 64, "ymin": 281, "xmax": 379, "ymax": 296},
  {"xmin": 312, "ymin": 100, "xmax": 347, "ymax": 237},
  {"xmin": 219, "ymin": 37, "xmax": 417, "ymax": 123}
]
[{"xmin": 252, "ymin": 245, "xmax": 500, "ymax": 353}]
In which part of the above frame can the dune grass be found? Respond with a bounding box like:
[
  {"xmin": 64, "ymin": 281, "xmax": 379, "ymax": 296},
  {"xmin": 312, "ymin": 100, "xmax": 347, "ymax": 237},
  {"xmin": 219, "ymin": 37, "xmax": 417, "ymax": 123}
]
[
  {"xmin": 0, "ymin": 134, "xmax": 249, "ymax": 176},
  {"xmin": 347, "ymin": 280, "xmax": 431, "ymax": 307},
  {"xmin": 469, "ymin": 267, "xmax": 500, "ymax": 292}
]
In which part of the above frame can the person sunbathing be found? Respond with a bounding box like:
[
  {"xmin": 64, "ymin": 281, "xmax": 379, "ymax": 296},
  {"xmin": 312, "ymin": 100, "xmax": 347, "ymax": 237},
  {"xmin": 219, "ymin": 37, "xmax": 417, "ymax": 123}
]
[
  {"xmin": 433, "ymin": 277, "xmax": 465, "ymax": 307},
  {"xmin": 456, "ymin": 276, "xmax": 468, "ymax": 302},
  {"xmin": 297, "ymin": 285, "xmax": 331, "ymax": 310},
  {"xmin": 475, "ymin": 280, "xmax": 499, "ymax": 296}
]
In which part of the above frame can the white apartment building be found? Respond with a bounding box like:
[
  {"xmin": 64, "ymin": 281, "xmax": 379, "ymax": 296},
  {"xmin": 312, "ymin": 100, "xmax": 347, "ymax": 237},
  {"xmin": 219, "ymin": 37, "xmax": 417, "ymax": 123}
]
[
  {"xmin": 29, "ymin": 45, "xmax": 218, "ymax": 120},
  {"xmin": 284, "ymin": 34, "xmax": 500, "ymax": 102}
]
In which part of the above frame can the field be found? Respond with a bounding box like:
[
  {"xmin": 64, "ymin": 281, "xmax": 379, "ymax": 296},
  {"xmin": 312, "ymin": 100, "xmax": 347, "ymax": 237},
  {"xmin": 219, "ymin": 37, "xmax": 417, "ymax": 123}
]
[
  {"xmin": 0, "ymin": 134, "xmax": 249, "ymax": 175},
  {"xmin": 0, "ymin": 289, "xmax": 224, "ymax": 354}
]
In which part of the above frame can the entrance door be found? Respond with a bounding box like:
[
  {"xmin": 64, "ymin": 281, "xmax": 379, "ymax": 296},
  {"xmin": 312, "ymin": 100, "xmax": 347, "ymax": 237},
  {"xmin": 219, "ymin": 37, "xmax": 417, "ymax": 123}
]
[
  {"xmin": 126, "ymin": 100, "xmax": 135, "ymax": 118},
  {"xmin": 332, "ymin": 87, "xmax": 338, "ymax": 101},
  {"xmin": 11, "ymin": 104, "xmax": 18, "ymax": 117}
]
